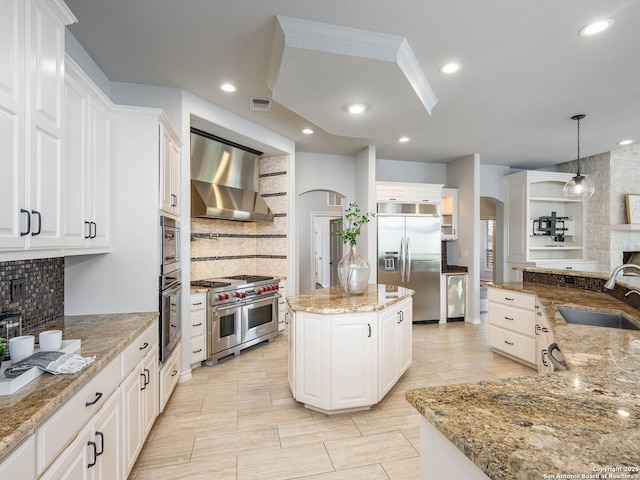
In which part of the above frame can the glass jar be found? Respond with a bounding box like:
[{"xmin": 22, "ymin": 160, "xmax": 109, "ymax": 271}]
[{"xmin": 337, "ymin": 244, "xmax": 370, "ymax": 295}]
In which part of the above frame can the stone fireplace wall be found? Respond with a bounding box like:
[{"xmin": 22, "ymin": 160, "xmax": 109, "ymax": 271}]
[{"xmin": 558, "ymin": 144, "xmax": 640, "ymax": 272}]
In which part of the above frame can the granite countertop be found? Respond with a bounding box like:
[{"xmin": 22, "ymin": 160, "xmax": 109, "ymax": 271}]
[
  {"xmin": 406, "ymin": 280, "xmax": 640, "ymax": 479},
  {"xmin": 286, "ymin": 284, "xmax": 414, "ymax": 314},
  {"xmin": 0, "ymin": 312, "xmax": 158, "ymax": 460}
]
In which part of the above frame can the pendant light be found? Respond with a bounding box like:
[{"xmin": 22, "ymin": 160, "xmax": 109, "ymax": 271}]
[{"xmin": 563, "ymin": 114, "xmax": 595, "ymax": 200}]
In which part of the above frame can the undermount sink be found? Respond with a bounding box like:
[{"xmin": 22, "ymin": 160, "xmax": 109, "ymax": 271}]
[{"xmin": 557, "ymin": 307, "xmax": 640, "ymax": 331}]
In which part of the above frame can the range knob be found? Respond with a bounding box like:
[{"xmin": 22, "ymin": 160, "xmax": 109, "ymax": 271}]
[
  {"xmin": 217, "ymin": 294, "xmax": 225, "ymax": 301},
  {"xmin": 235, "ymin": 292, "xmax": 241, "ymax": 298},
  {"xmin": 241, "ymin": 292, "xmax": 247, "ymax": 299},
  {"xmin": 224, "ymin": 293, "xmax": 229, "ymax": 300},
  {"xmin": 256, "ymin": 289, "xmax": 262, "ymax": 295}
]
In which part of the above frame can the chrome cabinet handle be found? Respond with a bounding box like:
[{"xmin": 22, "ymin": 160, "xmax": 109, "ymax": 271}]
[
  {"xmin": 20, "ymin": 209, "xmax": 30, "ymax": 236},
  {"xmin": 85, "ymin": 392, "xmax": 103, "ymax": 407}
]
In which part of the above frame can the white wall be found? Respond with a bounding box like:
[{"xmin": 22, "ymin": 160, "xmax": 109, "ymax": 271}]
[
  {"xmin": 480, "ymin": 164, "xmax": 510, "ymax": 203},
  {"xmin": 376, "ymin": 158, "xmax": 447, "ymax": 184},
  {"xmin": 446, "ymin": 154, "xmax": 481, "ymax": 324},
  {"xmin": 296, "ymin": 152, "xmax": 356, "ymax": 198},
  {"xmin": 355, "ymin": 146, "xmax": 377, "ymax": 273}
]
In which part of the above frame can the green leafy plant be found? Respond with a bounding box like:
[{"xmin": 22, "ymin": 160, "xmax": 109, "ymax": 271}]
[
  {"xmin": 334, "ymin": 202, "xmax": 376, "ymax": 246},
  {"xmin": 0, "ymin": 337, "xmax": 6, "ymax": 358}
]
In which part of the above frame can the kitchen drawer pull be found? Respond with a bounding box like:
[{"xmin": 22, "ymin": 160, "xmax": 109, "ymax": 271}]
[
  {"xmin": 367, "ymin": 324, "xmax": 372, "ymax": 338},
  {"xmin": 171, "ymin": 323, "xmax": 178, "ymax": 328},
  {"xmin": 84, "ymin": 221, "xmax": 92, "ymax": 239},
  {"xmin": 171, "ymin": 369, "xmax": 178, "ymax": 376},
  {"xmin": 504, "ymin": 340, "xmax": 514, "ymax": 346},
  {"xmin": 193, "ymin": 348, "xmax": 203, "ymax": 353},
  {"xmin": 95, "ymin": 431, "xmax": 104, "ymax": 456},
  {"xmin": 87, "ymin": 441, "xmax": 97, "ymax": 468},
  {"xmin": 90, "ymin": 221, "xmax": 97, "ymax": 239},
  {"xmin": 144, "ymin": 368, "xmax": 150, "ymax": 386},
  {"xmin": 504, "ymin": 297, "xmax": 514, "ymax": 301},
  {"xmin": 139, "ymin": 342, "xmax": 149, "ymax": 350},
  {"xmin": 397, "ymin": 311, "xmax": 402, "ymax": 324},
  {"xmin": 20, "ymin": 209, "xmax": 31, "ymax": 236},
  {"xmin": 285, "ymin": 312, "xmax": 289, "ymax": 325},
  {"xmin": 192, "ymin": 322, "xmax": 203, "ymax": 327},
  {"xmin": 504, "ymin": 316, "xmax": 514, "ymax": 321},
  {"xmin": 85, "ymin": 392, "xmax": 103, "ymax": 407},
  {"xmin": 193, "ymin": 302, "xmax": 203, "ymax": 306},
  {"xmin": 140, "ymin": 372, "xmax": 147, "ymax": 390},
  {"xmin": 31, "ymin": 210, "xmax": 41, "ymax": 236}
]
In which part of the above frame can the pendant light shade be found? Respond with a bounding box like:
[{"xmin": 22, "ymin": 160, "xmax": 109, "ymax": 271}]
[{"xmin": 563, "ymin": 114, "xmax": 595, "ymax": 200}]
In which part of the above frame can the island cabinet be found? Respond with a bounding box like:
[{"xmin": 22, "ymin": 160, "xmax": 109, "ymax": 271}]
[
  {"xmin": 487, "ymin": 287, "xmax": 537, "ymax": 368},
  {"xmin": 287, "ymin": 285, "xmax": 413, "ymax": 414}
]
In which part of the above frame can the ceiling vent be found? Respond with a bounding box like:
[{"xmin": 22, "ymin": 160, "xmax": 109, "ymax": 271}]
[{"xmin": 250, "ymin": 97, "xmax": 272, "ymax": 112}]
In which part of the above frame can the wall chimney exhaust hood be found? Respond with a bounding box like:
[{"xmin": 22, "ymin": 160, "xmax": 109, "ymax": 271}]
[{"xmin": 190, "ymin": 129, "xmax": 274, "ymax": 222}]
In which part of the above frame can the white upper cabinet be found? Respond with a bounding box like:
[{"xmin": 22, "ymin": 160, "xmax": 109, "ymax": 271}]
[
  {"xmin": 376, "ymin": 182, "xmax": 442, "ymax": 204},
  {"xmin": 63, "ymin": 56, "xmax": 112, "ymax": 251},
  {"xmin": 159, "ymin": 124, "xmax": 181, "ymax": 216},
  {"xmin": 0, "ymin": 0, "xmax": 76, "ymax": 257},
  {"xmin": 441, "ymin": 188, "xmax": 458, "ymax": 240}
]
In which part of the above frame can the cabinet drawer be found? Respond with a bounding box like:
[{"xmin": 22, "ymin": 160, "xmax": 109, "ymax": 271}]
[
  {"xmin": 122, "ymin": 322, "xmax": 157, "ymax": 377},
  {"xmin": 160, "ymin": 342, "xmax": 181, "ymax": 412},
  {"xmin": 488, "ymin": 325, "xmax": 536, "ymax": 364},
  {"xmin": 190, "ymin": 292, "xmax": 206, "ymax": 311},
  {"xmin": 488, "ymin": 303, "xmax": 535, "ymax": 336},
  {"xmin": 36, "ymin": 356, "xmax": 120, "ymax": 474},
  {"xmin": 191, "ymin": 316, "xmax": 205, "ymax": 337},
  {"xmin": 487, "ymin": 288, "xmax": 535, "ymax": 310},
  {"xmin": 190, "ymin": 335, "xmax": 206, "ymax": 364},
  {"xmin": 0, "ymin": 434, "xmax": 35, "ymax": 478}
]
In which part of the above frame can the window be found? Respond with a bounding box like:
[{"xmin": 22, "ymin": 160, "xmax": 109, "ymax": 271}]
[{"xmin": 484, "ymin": 220, "xmax": 494, "ymax": 271}]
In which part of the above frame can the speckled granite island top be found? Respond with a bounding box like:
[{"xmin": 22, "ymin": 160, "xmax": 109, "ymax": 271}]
[
  {"xmin": 286, "ymin": 284, "xmax": 414, "ymax": 314},
  {"xmin": 406, "ymin": 281, "xmax": 640, "ymax": 480},
  {"xmin": 0, "ymin": 312, "xmax": 157, "ymax": 459}
]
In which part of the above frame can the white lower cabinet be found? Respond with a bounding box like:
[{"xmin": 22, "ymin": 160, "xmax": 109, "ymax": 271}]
[
  {"xmin": 22, "ymin": 322, "xmax": 164, "ymax": 480},
  {"xmin": 189, "ymin": 292, "xmax": 207, "ymax": 367},
  {"xmin": 0, "ymin": 434, "xmax": 35, "ymax": 478},
  {"xmin": 290, "ymin": 297, "xmax": 413, "ymax": 414},
  {"xmin": 487, "ymin": 288, "xmax": 537, "ymax": 367},
  {"xmin": 379, "ymin": 298, "xmax": 412, "ymax": 397},
  {"xmin": 122, "ymin": 344, "xmax": 158, "ymax": 477},
  {"xmin": 40, "ymin": 387, "xmax": 121, "ymax": 480},
  {"xmin": 159, "ymin": 342, "xmax": 181, "ymax": 413}
]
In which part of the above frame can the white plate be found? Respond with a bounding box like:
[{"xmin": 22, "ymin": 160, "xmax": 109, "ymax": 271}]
[{"xmin": 0, "ymin": 339, "xmax": 81, "ymax": 396}]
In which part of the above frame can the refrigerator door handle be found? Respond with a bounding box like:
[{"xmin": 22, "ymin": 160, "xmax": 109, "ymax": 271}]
[
  {"xmin": 406, "ymin": 237, "xmax": 411, "ymax": 282},
  {"xmin": 400, "ymin": 238, "xmax": 405, "ymax": 282}
]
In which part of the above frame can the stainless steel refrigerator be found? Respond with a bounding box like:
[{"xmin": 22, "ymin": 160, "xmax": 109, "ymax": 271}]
[{"xmin": 377, "ymin": 203, "xmax": 441, "ymax": 322}]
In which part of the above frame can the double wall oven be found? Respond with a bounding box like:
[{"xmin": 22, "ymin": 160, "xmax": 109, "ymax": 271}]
[
  {"xmin": 159, "ymin": 216, "xmax": 181, "ymax": 363},
  {"xmin": 191, "ymin": 275, "xmax": 280, "ymax": 364}
]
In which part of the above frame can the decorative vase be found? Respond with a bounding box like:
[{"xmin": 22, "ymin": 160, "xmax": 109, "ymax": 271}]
[{"xmin": 337, "ymin": 244, "xmax": 370, "ymax": 295}]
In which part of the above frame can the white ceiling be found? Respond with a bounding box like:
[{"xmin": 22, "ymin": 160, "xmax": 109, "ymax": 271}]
[{"xmin": 64, "ymin": 0, "xmax": 640, "ymax": 169}]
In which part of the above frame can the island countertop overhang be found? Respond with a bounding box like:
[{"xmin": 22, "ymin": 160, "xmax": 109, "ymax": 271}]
[{"xmin": 286, "ymin": 284, "xmax": 414, "ymax": 314}]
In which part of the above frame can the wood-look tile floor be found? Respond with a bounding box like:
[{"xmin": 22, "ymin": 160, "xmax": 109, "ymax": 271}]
[{"xmin": 129, "ymin": 321, "xmax": 536, "ymax": 479}]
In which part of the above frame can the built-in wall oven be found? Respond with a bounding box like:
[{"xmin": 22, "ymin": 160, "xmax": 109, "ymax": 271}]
[
  {"xmin": 160, "ymin": 216, "xmax": 181, "ymax": 363},
  {"xmin": 191, "ymin": 275, "xmax": 280, "ymax": 364}
]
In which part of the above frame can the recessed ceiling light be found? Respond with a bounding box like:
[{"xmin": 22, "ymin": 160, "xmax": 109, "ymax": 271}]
[
  {"xmin": 440, "ymin": 62, "xmax": 462, "ymax": 74},
  {"xmin": 302, "ymin": 128, "xmax": 314, "ymax": 135},
  {"xmin": 348, "ymin": 103, "xmax": 366, "ymax": 114},
  {"xmin": 398, "ymin": 137, "xmax": 410, "ymax": 143},
  {"xmin": 579, "ymin": 19, "xmax": 614, "ymax": 37},
  {"xmin": 219, "ymin": 83, "xmax": 236, "ymax": 93},
  {"xmin": 618, "ymin": 139, "xmax": 634, "ymax": 146}
]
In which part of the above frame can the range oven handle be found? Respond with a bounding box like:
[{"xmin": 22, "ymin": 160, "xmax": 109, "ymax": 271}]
[{"xmin": 162, "ymin": 282, "xmax": 182, "ymax": 296}]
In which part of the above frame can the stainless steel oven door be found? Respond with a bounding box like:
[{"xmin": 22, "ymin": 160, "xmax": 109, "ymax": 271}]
[
  {"xmin": 160, "ymin": 280, "xmax": 181, "ymax": 363},
  {"xmin": 241, "ymin": 295, "xmax": 279, "ymax": 344},
  {"xmin": 209, "ymin": 303, "xmax": 242, "ymax": 356}
]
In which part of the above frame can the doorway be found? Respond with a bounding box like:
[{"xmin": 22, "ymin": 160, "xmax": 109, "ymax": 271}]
[{"xmin": 313, "ymin": 215, "xmax": 342, "ymax": 288}]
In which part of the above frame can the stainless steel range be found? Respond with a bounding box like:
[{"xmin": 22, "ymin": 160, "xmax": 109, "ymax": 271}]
[{"xmin": 191, "ymin": 275, "xmax": 280, "ymax": 364}]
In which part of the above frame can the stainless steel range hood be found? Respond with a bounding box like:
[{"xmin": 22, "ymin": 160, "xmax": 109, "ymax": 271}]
[{"xmin": 190, "ymin": 129, "xmax": 273, "ymax": 222}]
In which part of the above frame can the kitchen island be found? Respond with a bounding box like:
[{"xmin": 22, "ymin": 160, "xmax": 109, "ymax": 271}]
[
  {"xmin": 406, "ymin": 272, "xmax": 640, "ymax": 479},
  {"xmin": 286, "ymin": 284, "xmax": 414, "ymax": 414}
]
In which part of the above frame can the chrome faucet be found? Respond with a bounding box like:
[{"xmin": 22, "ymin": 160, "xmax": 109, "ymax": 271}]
[{"xmin": 604, "ymin": 264, "xmax": 640, "ymax": 289}]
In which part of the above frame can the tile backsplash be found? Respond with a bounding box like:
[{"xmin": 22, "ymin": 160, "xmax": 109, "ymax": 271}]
[{"xmin": 0, "ymin": 258, "xmax": 64, "ymax": 334}]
